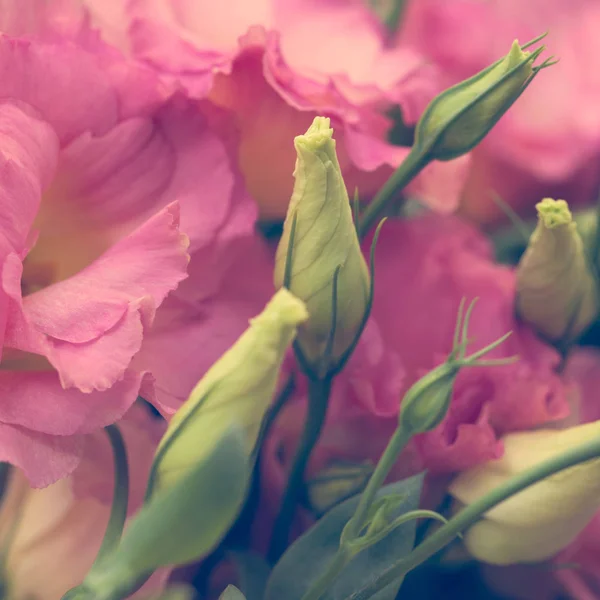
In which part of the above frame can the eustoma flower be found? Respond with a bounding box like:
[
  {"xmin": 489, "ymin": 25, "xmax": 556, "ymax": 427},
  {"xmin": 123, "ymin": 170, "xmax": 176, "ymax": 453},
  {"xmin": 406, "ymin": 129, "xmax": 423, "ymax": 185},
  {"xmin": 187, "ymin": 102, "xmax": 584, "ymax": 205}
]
[
  {"xmin": 87, "ymin": 0, "xmax": 471, "ymax": 219},
  {"xmin": 0, "ymin": 12, "xmax": 253, "ymax": 486}
]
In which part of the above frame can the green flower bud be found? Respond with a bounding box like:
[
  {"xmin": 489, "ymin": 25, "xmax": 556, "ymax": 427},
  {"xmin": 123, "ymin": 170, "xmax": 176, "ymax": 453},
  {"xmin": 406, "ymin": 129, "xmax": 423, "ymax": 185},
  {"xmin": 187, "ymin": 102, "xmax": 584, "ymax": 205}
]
[
  {"xmin": 398, "ymin": 362, "xmax": 459, "ymax": 436},
  {"xmin": 151, "ymin": 289, "xmax": 308, "ymax": 493},
  {"xmin": 414, "ymin": 36, "xmax": 552, "ymax": 161},
  {"xmin": 516, "ymin": 198, "xmax": 599, "ymax": 342},
  {"xmin": 274, "ymin": 117, "xmax": 370, "ymax": 365},
  {"xmin": 399, "ymin": 300, "xmax": 515, "ymax": 436}
]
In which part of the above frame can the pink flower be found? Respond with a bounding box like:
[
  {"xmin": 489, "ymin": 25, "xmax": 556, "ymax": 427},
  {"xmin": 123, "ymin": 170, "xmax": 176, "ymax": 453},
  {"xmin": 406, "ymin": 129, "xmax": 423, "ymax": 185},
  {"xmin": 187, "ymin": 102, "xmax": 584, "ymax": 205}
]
[
  {"xmin": 0, "ymin": 14, "xmax": 253, "ymax": 486},
  {"xmin": 88, "ymin": 0, "xmax": 470, "ymax": 219},
  {"xmin": 254, "ymin": 213, "xmax": 569, "ymax": 545},
  {"xmin": 401, "ymin": 0, "xmax": 600, "ymax": 224},
  {"xmin": 0, "ymin": 404, "xmax": 169, "ymax": 600}
]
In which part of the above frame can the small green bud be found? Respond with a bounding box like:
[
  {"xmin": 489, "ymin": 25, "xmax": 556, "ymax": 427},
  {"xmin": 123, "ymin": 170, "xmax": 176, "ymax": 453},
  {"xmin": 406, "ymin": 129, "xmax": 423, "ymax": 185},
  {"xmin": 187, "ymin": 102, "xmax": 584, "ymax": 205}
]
[
  {"xmin": 151, "ymin": 289, "xmax": 308, "ymax": 493},
  {"xmin": 516, "ymin": 198, "xmax": 599, "ymax": 342},
  {"xmin": 414, "ymin": 36, "xmax": 553, "ymax": 161},
  {"xmin": 398, "ymin": 362, "xmax": 459, "ymax": 436},
  {"xmin": 274, "ymin": 117, "xmax": 370, "ymax": 366},
  {"xmin": 399, "ymin": 300, "xmax": 515, "ymax": 436}
]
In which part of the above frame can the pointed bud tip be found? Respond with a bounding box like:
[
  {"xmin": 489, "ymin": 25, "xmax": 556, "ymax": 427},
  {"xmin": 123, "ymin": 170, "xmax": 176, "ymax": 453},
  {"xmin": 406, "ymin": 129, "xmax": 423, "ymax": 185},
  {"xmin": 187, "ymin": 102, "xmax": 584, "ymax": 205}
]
[
  {"xmin": 508, "ymin": 39, "xmax": 529, "ymax": 64},
  {"xmin": 295, "ymin": 116, "xmax": 333, "ymax": 151},
  {"xmin": 536, "ymin": 198, "xmax": 572, "ymax": 229},
  {"xmin": 267, "ymin": 288, "xmax": 310, "ymax": 326}
]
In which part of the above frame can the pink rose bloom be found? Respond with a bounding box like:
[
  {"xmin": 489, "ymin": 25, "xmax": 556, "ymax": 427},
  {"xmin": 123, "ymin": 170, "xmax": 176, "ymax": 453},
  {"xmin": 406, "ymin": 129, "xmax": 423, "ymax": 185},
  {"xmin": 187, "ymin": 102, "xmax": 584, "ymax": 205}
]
[
  {"xmin": 86, "ymin": 0, "xmax": 470, "ymax": 220},
  {"xmin": 0, "ymin": 11, "xmax": 254, "ymax": 487},
  {"xmin": 0, "ymin": 404, "xmax": 168, "ymax": 600},
  {"xmin": 401, "ymin": 0, "xmax": 600, "ymax": 225}
]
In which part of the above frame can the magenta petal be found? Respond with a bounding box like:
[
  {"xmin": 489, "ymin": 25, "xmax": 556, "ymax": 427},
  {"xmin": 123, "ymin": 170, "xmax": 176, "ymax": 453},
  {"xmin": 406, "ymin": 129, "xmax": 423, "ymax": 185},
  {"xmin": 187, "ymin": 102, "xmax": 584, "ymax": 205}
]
[
  {"xmin": 0, "ymin": 423, "xmax": 83, "ymax": 488},
  {"xmin": 21, "ymin": 203, "xmax": 189, "ymax": 391},
  {"xmin": 0, "ymin": 370, "xmax": 145, "ymax": 435},
  {"xmin": 0, "ymin": 101, "xmax": 59, "ymax": 253}
]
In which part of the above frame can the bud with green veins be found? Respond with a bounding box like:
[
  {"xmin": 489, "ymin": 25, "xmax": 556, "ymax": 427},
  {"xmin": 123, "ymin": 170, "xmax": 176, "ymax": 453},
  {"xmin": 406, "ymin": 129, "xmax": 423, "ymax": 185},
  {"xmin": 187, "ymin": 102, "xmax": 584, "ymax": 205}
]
[
  {"xmin": 414, "ymin": 35, "xmax": 555, "ymax": 161},
  {"xmin": 274, "ymin": 117, "xmax": 370, "ymax": 367},
  {"xmin": 149, "ymin": 288, "xmax": 308, "ymax": 495},
  {"xmin": 516, "ymin": 198, "xmax": 599, "ymax": 343}
]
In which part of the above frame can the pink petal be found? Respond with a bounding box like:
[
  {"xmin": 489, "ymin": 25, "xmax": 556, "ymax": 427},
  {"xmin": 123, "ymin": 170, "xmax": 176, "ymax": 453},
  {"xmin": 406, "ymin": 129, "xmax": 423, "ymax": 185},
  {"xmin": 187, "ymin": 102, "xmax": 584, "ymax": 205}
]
[
  {"xmin": 0, "ymin": 101, "xmax": 58, "ymax": 254},
  {"xmin": 135, "ymin": 234, "xmax": 273, "ymax": 414},
  {"xmin": 72, "ymin": 402, "xmax": 166, "ymax": 509},
  {"xmin": 0, "ymin": 369, "xmax": 146, "ymax": 435},
  {"xmin": 16, "ymin": 203, "xmax": 188, "ymax": 391},
  {"xmin": 0, "ymin": 423, "xmax": 83, "ymax": 488}
]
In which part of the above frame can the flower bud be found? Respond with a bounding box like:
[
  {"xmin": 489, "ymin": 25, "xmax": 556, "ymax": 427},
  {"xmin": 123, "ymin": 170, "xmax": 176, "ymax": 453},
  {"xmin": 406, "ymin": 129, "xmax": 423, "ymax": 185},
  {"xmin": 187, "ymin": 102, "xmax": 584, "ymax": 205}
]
[
  {"xmin": 449, "ymin": 421, "xmax": 600, "ymax": 565},
  {"xmin": 414, "ymin": 37, "xmax": 550, "ymax": 161},
  {"xmin": 274, "ymin": 117, "xmax": 370, "ymax": 365},
  {"xmin": 152, "ymin": 289, "xmax": 308, "ymax": 493},
  {"xmin": 516, "ymin": 198, "xmax": 599, "ymax": 342},
  {"xmin": 399, "ymin": 362, "xmax": 459, "ymax": 436}
]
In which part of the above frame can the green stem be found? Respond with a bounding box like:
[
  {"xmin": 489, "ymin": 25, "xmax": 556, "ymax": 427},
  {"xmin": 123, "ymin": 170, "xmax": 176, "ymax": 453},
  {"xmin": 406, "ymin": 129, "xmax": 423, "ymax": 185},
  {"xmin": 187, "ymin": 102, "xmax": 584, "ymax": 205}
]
[
  {"xmin": 301, "ymin": 547, "xmax": 353, "ymax": 600},
  {"xmin": 299, "ymin": 424, "xmax": 412, "ymax": 600},
  {"xmin": 93, "ymin": 424, "xmax": 129, "ymax": 568},
  {"xmin": 344, "ymin": 423, "xmax": 412, "ymax": 540},
  {"xmin": 268, "ymin": 376, "xmax": 333, "ymax": 563},
  {"xmin": 347, "ymin": 434, "xmax": 600, "ymax": 600},
  {"xmin": 358, "ymin": 149, "xmax": 428, "ymax": 237}
]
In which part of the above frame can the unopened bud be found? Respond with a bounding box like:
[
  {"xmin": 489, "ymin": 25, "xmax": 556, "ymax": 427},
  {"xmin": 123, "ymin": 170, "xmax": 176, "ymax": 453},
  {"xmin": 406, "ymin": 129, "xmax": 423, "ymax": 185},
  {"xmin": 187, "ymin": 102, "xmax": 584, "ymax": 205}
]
[
  {"xmin": 450, "ymin": 421, "xmax": 600, "ymax": 565},
  {"xmin": 399, "ymin": 300, "xmax": 514, "ymax": 436},
  {"xmin": 274, "ymin": 117, "xmax": 370, "ymax": 366},
  {"xmin": 516, "ymin": 198, "xmax": 599, "ymax": 342},
  {"xmin": 152, "ymin": 289, "xmax": 308, "ymax": 493},
  {"xmin": 415, "ymin": 36, "xmax": 552, "ymax": 161}
]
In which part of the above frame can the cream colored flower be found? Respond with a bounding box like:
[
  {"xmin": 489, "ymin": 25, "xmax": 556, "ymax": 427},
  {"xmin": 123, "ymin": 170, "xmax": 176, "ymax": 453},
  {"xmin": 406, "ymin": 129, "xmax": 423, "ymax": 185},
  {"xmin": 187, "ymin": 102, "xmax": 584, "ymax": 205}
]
[{"xmin": 450, "ymin": 421, "xmax": 600, "ymax": 565}]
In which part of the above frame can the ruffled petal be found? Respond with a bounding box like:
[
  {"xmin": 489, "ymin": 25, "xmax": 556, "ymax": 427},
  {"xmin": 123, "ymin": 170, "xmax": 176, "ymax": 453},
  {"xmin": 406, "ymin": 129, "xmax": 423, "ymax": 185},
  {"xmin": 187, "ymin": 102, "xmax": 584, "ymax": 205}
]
[
  {"xmin": 15, "ymin": 203, "xmax": 188, "ymax": 391},
  {"xmin": 0, "ymin": 423, "xmax": 83, "ymax": 488}
]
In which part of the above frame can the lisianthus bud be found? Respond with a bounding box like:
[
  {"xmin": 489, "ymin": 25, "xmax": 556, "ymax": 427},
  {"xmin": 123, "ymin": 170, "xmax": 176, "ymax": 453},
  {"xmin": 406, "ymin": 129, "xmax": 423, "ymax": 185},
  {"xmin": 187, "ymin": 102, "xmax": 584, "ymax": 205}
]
[
  {"xmin": 516, "ymin": 198, "xmax": 599, "ymax": 342},
  {"xmin": 414, "ymin": 37, "xmax": 550, "ymax": 161},
  {"xmin": 399, "ymin": 361, "xmax": 458, "ymax": 436},
  {"xmin": 399, "ymin": 301, "xmax": 513, "ymax": 436},
  {"xmin": 152, "ymin": 289, "xmax": 308, "ymax": 493},
  {"xmin": 449, "ymin": 421, "xmax": 600, "ymax": 565},
  {"xmin": 274, "ymin": 117, "xmax": 370, "ymax": 365}
]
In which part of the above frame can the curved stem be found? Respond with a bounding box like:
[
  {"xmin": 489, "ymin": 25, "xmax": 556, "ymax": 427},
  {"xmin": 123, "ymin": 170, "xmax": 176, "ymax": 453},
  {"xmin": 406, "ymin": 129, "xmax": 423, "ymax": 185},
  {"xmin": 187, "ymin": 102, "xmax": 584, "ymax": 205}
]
[
  {"xmin": 347, "ymin": 434, "xmax": 600, "ymax": 600},
  {"xmin": 268, "ymin": 376, "xmax": 332, "ymax": 563},
  {"xmin": 93, "ymin": 424, "xmax": 129, "ymax": 568},
  {"xmin": 358, "ymin": 149, "xmax": 427, "ymax": 237},
  {"xmin": 344, "ymin": 424, "xmax": 412, "ymax": 541}
]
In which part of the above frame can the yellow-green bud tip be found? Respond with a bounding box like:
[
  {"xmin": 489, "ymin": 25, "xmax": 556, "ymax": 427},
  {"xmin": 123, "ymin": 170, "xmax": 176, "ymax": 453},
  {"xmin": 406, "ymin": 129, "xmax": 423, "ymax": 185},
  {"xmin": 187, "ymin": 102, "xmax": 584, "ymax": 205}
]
[
  {"xmin": 536, "ymin": 198, "xmax": 572, "ymax": 229},
  {"xmin": 260, "ymin": 288, "xmax": 310, "ymax": 327},
  {"xmin": 296, "ymin": 117, "xmax": 333, "ymax": 151},
  {"xmin": 507, "ymin": 39, "xmax": 529, "ymax": 66}
]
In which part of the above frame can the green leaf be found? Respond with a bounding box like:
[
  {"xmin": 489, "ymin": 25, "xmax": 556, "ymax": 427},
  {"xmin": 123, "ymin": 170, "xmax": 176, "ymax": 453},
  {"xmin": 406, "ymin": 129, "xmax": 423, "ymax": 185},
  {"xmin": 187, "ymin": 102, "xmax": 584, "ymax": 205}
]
[
  {"xmin": 265, "ymin": 474, "xmax": 424, "ymax": 600},
  {"xmin": 219, "ymin": 586, "xmax": 247, "ymax": 600},
  {"xmin": 86, "ymin": 426, "xmax": 251, "ymax": 598}
]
